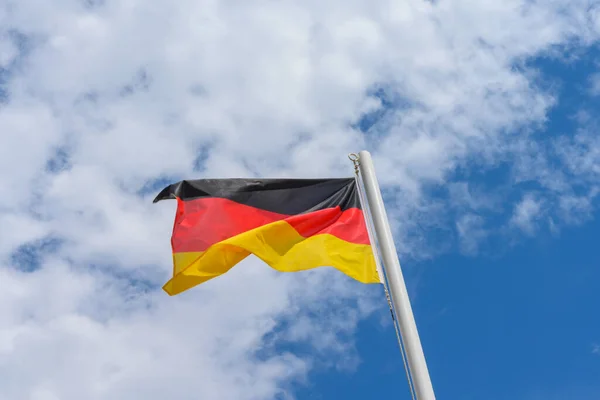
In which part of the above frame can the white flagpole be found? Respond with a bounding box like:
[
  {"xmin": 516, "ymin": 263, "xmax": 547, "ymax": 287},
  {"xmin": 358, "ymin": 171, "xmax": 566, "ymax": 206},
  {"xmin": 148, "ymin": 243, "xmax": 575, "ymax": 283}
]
[{"xmin": 357, "ymin": 150, "xmax": 436, "ymax": 400}]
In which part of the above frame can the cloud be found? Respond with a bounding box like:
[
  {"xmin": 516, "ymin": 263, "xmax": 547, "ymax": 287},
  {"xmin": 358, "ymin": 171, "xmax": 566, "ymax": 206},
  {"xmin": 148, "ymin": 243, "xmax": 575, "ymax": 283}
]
[
  {"xmin": 456, "ymin": 213, "xmax": 487, "ymax": 255},
  {"xmin": 509, "ymin": 121, "xmax": 600, "ymax": 231},
  {"xmin": 510, "ymin": 194, "xmax": 543, "ymax": 235},
  {"xmin": 588, "ymin": 73, "xmax": 600, "ymax": 96},
  {"xmin": 2, "ymin": 0, "xmax": 600, "ymax": 399}
]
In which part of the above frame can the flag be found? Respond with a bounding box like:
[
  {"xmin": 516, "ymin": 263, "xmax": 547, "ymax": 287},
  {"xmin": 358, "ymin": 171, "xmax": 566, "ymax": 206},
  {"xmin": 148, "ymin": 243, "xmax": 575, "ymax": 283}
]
[{"xmin": 153, "ymin": 177, "xmax": 379, "ymax": 295}]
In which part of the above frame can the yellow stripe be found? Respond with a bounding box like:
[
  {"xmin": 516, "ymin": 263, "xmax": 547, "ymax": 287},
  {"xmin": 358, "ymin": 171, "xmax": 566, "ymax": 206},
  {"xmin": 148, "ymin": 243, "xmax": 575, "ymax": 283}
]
[{"xmin": 164, "ymin": 220, "xmax": 379, "ymax": 295}]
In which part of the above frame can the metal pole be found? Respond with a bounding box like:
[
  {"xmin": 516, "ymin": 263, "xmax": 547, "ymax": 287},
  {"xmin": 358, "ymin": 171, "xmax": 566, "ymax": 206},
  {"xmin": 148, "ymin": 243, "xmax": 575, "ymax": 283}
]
[{"xmin": 357, "ymin": 150, "xmax": 436, "ymax": 400}]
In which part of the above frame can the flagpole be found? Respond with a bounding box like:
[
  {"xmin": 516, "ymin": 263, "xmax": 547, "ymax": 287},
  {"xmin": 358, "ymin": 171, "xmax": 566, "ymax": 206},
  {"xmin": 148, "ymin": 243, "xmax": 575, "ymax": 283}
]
[{"xmin": 357, "ymin": 150, "xmax": 436, "ymax": 400}]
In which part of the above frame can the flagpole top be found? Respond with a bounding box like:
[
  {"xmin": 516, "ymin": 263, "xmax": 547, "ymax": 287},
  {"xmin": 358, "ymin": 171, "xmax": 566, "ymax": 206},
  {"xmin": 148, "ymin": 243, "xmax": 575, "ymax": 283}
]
[{"xmin": 348, "ymin": 153, "xmax": 360, "ymax": 174}]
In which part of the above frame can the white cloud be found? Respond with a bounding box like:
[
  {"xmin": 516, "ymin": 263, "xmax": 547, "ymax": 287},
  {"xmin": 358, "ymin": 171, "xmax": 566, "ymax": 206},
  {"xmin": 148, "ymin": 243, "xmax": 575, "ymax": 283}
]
[
  {"xmin": 588, "ymin": 73, "xmax": 600, "ymax": 96},
  {"xmin": 2, "ymin": 0, "xmax": 600, "ymax": 399},
  {"xmin": 0, "ymin": 33, "xmax": 19, "ymax": 68},
  {"xmin": 511, "ymin": 194, "xmax": 543, "ymax": 235},
  {"xmin": 456, "ymin": 213, "xmax": 487, "ymax": 255},
  {"xmin": 510, "ymin": 125, "xmax": 600, "ymax": 230}
]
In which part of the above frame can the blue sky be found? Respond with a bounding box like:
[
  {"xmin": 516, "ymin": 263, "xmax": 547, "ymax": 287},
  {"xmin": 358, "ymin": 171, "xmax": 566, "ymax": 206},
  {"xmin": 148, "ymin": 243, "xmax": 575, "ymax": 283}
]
[
  {"xmin": 2, "ymin": 1, "xmax": 600, "ymax": 399},
  {"xmin": 292, "ymin": 50, "xmax": 600, "ymax": 400},
  {"xmin": 294, "ymin": 223, "xmax": 600, "ymax": 399}
]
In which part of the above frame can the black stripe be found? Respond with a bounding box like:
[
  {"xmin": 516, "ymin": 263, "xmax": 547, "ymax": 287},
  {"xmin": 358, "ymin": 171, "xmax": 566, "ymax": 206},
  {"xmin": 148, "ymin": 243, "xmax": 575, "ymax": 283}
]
[{"xmin": 153, "ymin": 178, "xmax": 361, "ymax": 214}]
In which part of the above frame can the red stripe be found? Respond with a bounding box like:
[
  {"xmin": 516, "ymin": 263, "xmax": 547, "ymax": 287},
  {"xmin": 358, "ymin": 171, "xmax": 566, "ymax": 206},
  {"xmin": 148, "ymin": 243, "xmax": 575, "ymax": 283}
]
[
  {"xmin": 171, "ymin": 197, "xmax": 370, "ymax": 253},
  {"xmin": 285, "ymin": 207, "xmax": 370, "ymax": 244}
]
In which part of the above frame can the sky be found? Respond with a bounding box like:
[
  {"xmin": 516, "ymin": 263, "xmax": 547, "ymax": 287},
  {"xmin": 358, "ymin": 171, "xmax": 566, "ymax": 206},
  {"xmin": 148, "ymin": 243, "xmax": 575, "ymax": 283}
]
[{"xmin": 1, "ymin": 0, "xmax": 600, "ymax": 399}]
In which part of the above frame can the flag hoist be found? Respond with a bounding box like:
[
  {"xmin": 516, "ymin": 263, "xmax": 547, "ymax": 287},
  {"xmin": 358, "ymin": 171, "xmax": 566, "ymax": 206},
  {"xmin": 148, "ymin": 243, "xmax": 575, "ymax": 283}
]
[{"xmin": 154, "ymin": 150, "xmax": 436, "ymax": 400}]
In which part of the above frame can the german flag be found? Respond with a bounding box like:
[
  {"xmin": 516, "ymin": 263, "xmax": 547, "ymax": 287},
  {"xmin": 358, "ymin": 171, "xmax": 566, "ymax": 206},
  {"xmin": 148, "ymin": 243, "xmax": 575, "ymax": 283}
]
[{"xmin": 153, "ymin": 177, "xmax": 380, "ymax": 295}]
